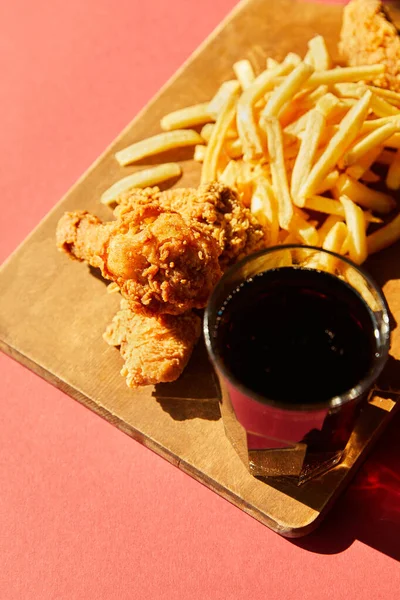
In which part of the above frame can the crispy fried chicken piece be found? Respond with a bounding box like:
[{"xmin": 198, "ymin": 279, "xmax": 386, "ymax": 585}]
[
  {"xmin": 103, "ymin": 299, "xmax": 201, "ymax": 387},
  {"xmin": 339, "ymin": 0, "xmax": 400, "ymax": 92},
  {"xmin": 56, "ymin": 202, "xmax": 221, "ymax": 316},
  {"xmin": 115, "ymin": 181, "xmax": 265, "ymax": 267}
]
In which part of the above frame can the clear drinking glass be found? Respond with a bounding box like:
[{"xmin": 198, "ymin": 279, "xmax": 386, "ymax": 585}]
[{"xmin": 204, "ymin": 246, "xmax": 390, "ymax": 483}]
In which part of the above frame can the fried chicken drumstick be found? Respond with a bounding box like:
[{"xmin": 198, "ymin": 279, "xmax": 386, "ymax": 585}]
[
  {"xmin": 56, "ymin": 200, "xmax": 222, "ymax": 316},
  {"xmin": 340, "ymin": 0, "xmax": 400, "ymax": 92},
  {"xmin": 104, "ymin": 300, "xmax": 201, "ymax": 387},
  {"xmin": 115, "ymin": 181, "xmax": 265, "ymax": 267}
]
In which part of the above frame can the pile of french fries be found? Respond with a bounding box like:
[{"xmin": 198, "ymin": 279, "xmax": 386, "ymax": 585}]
[{"xmin": 103, "ymin": 35, "xmax": 400, "ymax": 265}]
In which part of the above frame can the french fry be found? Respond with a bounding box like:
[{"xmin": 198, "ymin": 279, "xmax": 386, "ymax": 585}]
[
  {"xmin": 266, "ymin": 57, "xmax": 279, "ymax": 70},
  {"xmin": 160, "ymin": 103, "xmax": 212, "ymax": 131},
  {"xmin": 219, "ymin": 160, "xmax": 238, "ymax": 188},
  {"xmin": 237, "ymin": 61, "xmax": 292, "ymax": 160},
  {"xmin": 100, "ymin": 163, "xmax": 182, "ymax": 205},
  {"xmin": 304, "ymin": 195, "xmax": 381, "ymax": 222},
  {"xmin": 115, "ymin": 130, "xmax": 203, "ymax": 166},
  {"xmin": 226, "ymin": 137, "xmax": 243, "ymax": 158},
  {"xmin": 233, "ymin": 59, "xmax": 256, "ymax": 90},
  {"xmin": 370, "ymin": 94, "xmax": 400, "ymax": 118},
  {"xmin": 291, "ymin": 109, "xmax": 326, "ymax": 203},
  {"xmin": 307, "ymin": 35, "xmax": 332, "ymax": 71},
  {"xmin": 319, "ymin": 221, "xmax": 348, "ymax": 272},
  {"xmin": 201, "ymin": 86, "xmax": 240, "ymax": 183},
  {"xmin": 386, "ymin": 148, "xmax": 400, "ymax": 190},
  {"xmin": 315, "ymin": 92, "xmax": 341, "ymax": 118},
  {"xmin": 340, "ymin": 195, "xmax": 368, "ymax": 264},
  {"xmin": 334, "ymin": 174, "xmax": 396, "ymax": 214},
  {"xmin": 200, "ymin": 123, "xmax": 214, "ymax": 142},
  {"xmin": 298, "ymin": 90, "xmax": 372, "ymax": 200},
  {"xmin": 340, "ymin": 121, "xmax": 400, "ymax": 168},
  {"xmin": 361, "ymin": 170, "xmax": 380, "ymax": 183},
  {"xmin": 289, "ymin": 212, "xmax": 319, "ymax": 245},
  {"xmin": 261, "ymin": 62, "xmax": 314, "ymax": 119},
  {"xmin": 263, "ymin": 117, "xmax": 294, "ymax": 229},
  {"xmin": 208, "ymin": 80, "xmax": 241, "ymax": 119},
  {"xmin": 367, "ymin": 213, "xmax": 400, "ymax": 254},
  {"xmin": 346, "ymin": 146, "xmax": 383, "ymax": 180},
  {"xmin": 360, "ymin": 115, "xmax": 400, "ymax": 134},
  {"xmin": 250, "ymin": 179, "xmax": 279, "ymax": 245},
  {"xmin": 366, "ymin": 85, "xmax": 400, "ymax": 106},
  {"xmin": 194, "ymin": 144, "xmax": 206, "ymax": 162},
  {"xmin": 377, "ymin": 149, "xmax": 396, "ymax": 165},
  {"xmin": 285, "ymin": 52, "xmax": 302, "ymax": 67},
  {"xmin": 383, "ymin": 133, "xmax": 400, "ymax": 149},
  {"xmin": 306, "ymin": 64, "xmax": 384, "ymax": 88},
  {"xmin": 318, "ymin": 215, "xmax": 344, "ymax": 245},
  {"xmin": 314, "ymin": 170, "xmax": 340, "ymax": 194}
]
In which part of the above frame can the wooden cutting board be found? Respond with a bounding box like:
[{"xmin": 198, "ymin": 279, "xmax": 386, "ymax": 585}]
[{"xmin": 1, "ymin": 0, "xmax": 399, "ymax": 536}]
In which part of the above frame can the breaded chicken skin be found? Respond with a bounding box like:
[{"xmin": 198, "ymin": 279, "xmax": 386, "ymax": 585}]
[
  {"xmin": 56, "ymin": 202, "xmax": 221, "ymax": 316},
  {"xmin": 340, "ymin": 0, "xmax": 400, "ymax": 92},
  {"xmin": 115, "ymin": 182, "xmax": 265, "ymax": 267},
  {"xmin": 104, "ymin": 299, "xmax": 201, "ymax": 387}
]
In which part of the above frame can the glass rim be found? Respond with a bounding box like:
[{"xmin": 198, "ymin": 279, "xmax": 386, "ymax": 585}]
[{"xmin": 204, "ymin": 245, "xmax": 391, "ymax": 412}]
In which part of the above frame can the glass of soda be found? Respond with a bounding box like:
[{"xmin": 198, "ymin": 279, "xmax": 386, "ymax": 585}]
[{"xmin": 204, "ymin": 246, "xmax": 390, "ymax": 483}]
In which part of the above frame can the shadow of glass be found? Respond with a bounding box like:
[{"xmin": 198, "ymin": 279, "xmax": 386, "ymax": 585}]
[{"xmin": 290, "ymin": 408, "xmax": 400, "ymax": 561}]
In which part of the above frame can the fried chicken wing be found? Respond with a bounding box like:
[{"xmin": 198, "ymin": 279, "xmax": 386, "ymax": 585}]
[
  {"xmin": 103, "ymin": 299, "xmax": 201, "ymax": 387},
  {"xmin": 339, "ymin": 0, "xmax": 400, "ymax": 92},
  {"xmin": 56, "ymin": 202, "xmax": 222, "ymax": 316},
  {"xmin": 115, "ymin": 181, "xmax": 266, "ymax": 267}
]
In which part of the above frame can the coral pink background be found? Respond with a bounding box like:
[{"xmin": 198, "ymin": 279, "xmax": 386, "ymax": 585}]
[{"xmin": 1, "ymin": 1, "xmax": 399, "ymax": 598}]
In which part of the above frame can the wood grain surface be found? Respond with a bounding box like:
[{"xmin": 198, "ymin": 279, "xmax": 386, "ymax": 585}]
[{"xmin": 1, "ymin": 0, "xmax": 399, "ymax": 536}]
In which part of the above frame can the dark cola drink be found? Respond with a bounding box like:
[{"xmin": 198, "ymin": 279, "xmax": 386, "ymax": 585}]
[{"xmin": 213, "ymin": 267, "xmax": 378, "ymax": 462}]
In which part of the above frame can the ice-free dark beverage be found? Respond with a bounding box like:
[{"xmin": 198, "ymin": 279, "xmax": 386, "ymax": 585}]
[{"xmin": 213, "ymin": 267, "xmax": 377, "ymax": 405}]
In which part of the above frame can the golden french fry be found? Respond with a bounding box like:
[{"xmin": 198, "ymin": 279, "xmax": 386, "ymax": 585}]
[
  {"xmin": 250, "ymin": 179, "xmax": 279, "ymax": 245},
  {"xmin": 313, "ymin": 221, "xmax": 348, "ymax": 272},
  {"xmin": 225, "ymin": 138, "xmax": 243, "ymax": 158},
  {"xmin": 370, "ymin": 94, "xmax": 400, "ymax": 118},
  {"xmin": 284, "ymin": 52, "xmax": 302, "ymax": 66},
  {"xmin": 383, "ymin": 133, "xmax": 400, "ymax": 149},
  {"xmin": 304, "ymin": 195, "xmax": 381, "ymax": 223},
  {"xmin": 194, "ymin": 144, "xmax": 206, "ymax": 162},
  {"xmin": 361, "ymin": 170, "xmax": 380, "ymax": 183},
  {"xmin": 237, "ymin": 62, "xmax": 292, "ymax": 160},
  {"xmin": 340, "ymin": 121, "xmax": 400, "ymax": 168},
  {"xmin": 100, "ymin": 163, "xmax": 182, "ymax": 205},
  {"xmin": 346, "ymin": 146, "xmax": 383, "ymax": 180},
  {"xmin": 208, "ymin": 80, "xmax": 241, "ymax": 120},
  {"xmin": 386, "ymin": 148, "xmax": 400, "ymax": 190},
  {"xmin": 219, "ymin": 160, "xmax": 238, "ymax": 188},
  {"xmin": 318, "ymin": 214, "xmax": 344, "ymax": 245},
  {"xmin": 313, "ymin": 170, "xmax": 340, "ymax": 194},
  {"xmin": 377, "ymin": 149, "xmax": 396, "ymax": 165},
  {"xmin": 340, "ymin": 195, "xmax": 368, "ymax": 264},
  {"xmin": 233, "ymin": 59, "xmax": 256, "ymax": 90},
  {"xmin": 291, "ymin": 109, "xmax": 326, "ymax": 203},
  {"xmin": 332, "ymin": 82, "xmax": 364, "ymax": 98},
  {"xmin": 315, "ymin": 92, "xmax": 341, "ymax": 118},
  {"xmin": 115, "ymin": 130, "xmax": 203, "ymax": 166},
  {"xmin": 289, "ymin": 213, "xmax": 319, "ymax": 245},
  {"xmin": 307, "ymin": 35, "xmax": 332, "ymax": 71},
  {"xmin": 342, "ymin": 266, "xmax": 380, "ymax": 311},
  {"xmin": 360, "ymin": 115, "xmax": 400, "ymax": 135},
  {"xmin": 200, "ymin": 123, "xmax": 214, "ymax": 142},
  {"xmin": 202, "ymin": 86, "xmax": 240, "ymax": 183},
  {"xmin": 367, "ymin": 213, "xmax": 400, "ymax": 254},
  {"xmin": 307, "ymin": 64, "xmax": 384, "ymax": 88},
  {"xmin": 366, "ymin": 85, "xmax": 400, "ymax": 106},
  {"xmin": 298, "ymin": 90, "xmax": 372, "ymax": 200},
  {"xmin": 160, "ymin": 103, "xmax": 212, "ymax": 131},
  {"xmin": 266, "ymin": 57, "xmax": 279, "ymax": 70},
  {"xmin": 263, "ymin": 117, "xmax": 294, "ymax": 229},
  {"xmin": 261, "ymin": 62, "xmax": 314, "ymax": 119},
  {"xmin": 334, "ymin": 174, "xmax": 396, "ymax": 214}
]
